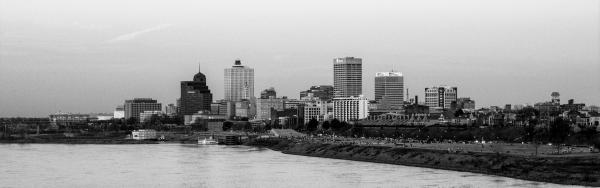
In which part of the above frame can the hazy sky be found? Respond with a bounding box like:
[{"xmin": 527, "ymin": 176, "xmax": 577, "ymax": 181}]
[{"xmin": 0, "ymin": 0, "xmax": 598, "ymax": 117}]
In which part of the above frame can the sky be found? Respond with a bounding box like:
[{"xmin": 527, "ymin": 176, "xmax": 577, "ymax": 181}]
[{"xmin": 0, "ymin": 0, "xmax": 598, "ymax": 117}]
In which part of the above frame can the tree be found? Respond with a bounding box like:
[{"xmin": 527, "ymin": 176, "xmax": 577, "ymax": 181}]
[
  {"xmin": 322, "ymin": 121, "xmax": 331, "ymax": 130},
  {"xmin": 549, "ymin": 117, "xmax": 570, "ymax": 154},
  {"xmin": 517, "ymin": 107, "xmax": 539, "ymax": 122},
  {"xmin": 592, "ymin": 136, "xmax": 600, "ymax": 152},
  {"xmin": 330, "ymin": 119, "xmax": 342, "ymax": 131},
  {"xmin": 306, "ymin": 118, "xmax": 319, "ymax": 132},
  {"xmin": 222, "ymin": 121, "xmax": 233, "ymax": 131},
  {"xmin": 126, "ymin": 117, "xmax": 137, "ymax": 125},
  {"xmin": 454, "ymin": 109, "xmax": 465, "ymax": 118}
]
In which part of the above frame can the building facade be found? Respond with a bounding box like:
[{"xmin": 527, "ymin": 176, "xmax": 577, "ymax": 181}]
[
  {"xmin": 224, "ymin": 59, "xmax": 254, "ymax": 101},
  {"xmin": 374, "ymin": 72, "xmax": 404, "ymax": 109},
  {"xmin": 256, "ymin": 98, "xmax": 286, "ymax": 120},
  {"xmin": 424, "ymin": 86, "xmax": 457, "ymax": 109},
  {"xmin": 457, "ymin": 97, "xmax": 475, "ymax": 110},
  {"xmin": 303, "ymin": 101, "xmax": 331, "ymax": 123},
  {"xmin": 300, "ymin": 85, "xmax": 334, "ymax": 101},
  {"xmin": 49, "ymin": 113, "xmax": 90, "ymax": 126},
  {"xmin": 333, "ymin": 57, "xmax": 362, "ymax": 98},
  {"xmin": 165, "ymin": 104, "xmax": 177, "ymax": 116},
  {"xmin": 113, "ymin": 105, "xmax": 125, "ymax": 119},
  {"xmin": 180, "ymin": 68, "xmax": 213, "ymax": 116},
  {"xmin": 260, "ymin": 87, "xmax": 277, "ymax": 99},
  {"xmin": 131, "ymin": 129, "xmax": 157, "ymax": 140},
  {"xmin": 124, "ymin": 98, "xmax": 162, "ymax": 120},
  {"xmin": 139, "ymin": 111, "xmax": 163, "ymax": 123},
  {"xmin": 333, "ymin": 95, "xmax": 369, "ymax": 122}
]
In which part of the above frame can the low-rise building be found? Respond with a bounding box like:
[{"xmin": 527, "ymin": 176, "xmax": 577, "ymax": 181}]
[
  {"xmin": 303, "ymin": 101, "xmax": 331, "ymax": 122},
  {"xmin": 333, "ymin": 95, "xmax": 369, "ymax": 122},
  {"xmin": 139, "ymin": 111, "xmax": 163, "ymax": 123},
  {"xmin": 49, "ymin": 113, "xmax": 90, "ymax": 127},
  {"xmin": 184, "ymin": 112, "xmax": 227, "ymax": 131},
  {"xmin": 131, "ymin": 129, "xmax": 157, "ymax": 140},
  {"xmin": 113, "ymin": 105, "xmax": 125, "ymax": 119},
  {"xmin": 256, "ymin": 97, "xmax": 286, "ymax": 120}
]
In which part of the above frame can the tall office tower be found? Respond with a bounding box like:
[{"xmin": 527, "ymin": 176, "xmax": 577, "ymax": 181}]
[
  {"xmin": 332, "ymin": 95, "xmax": 369, "ymax": 122},
  {"xmin": 260, "ymin": 87, "xmax": 277, "ymax": 99},
  {"xmin": 333, "ymin": 57, "xmax": 362, "ymax": 98},
  {"xmin": 374, "ymin": 72, "xmax": 404, "ymax": 109},
  {"xmin": 225, "ymin": 59, "xmax": 254, "ymax": 101},
  {"xmin": 124, "ymin": 98, "xmax": 162, "ymax": 120},
  {"xmin": 180, "ymin": 67, "xmax": 213, "ymax": 116},
  {"xmin": 424, "ymin": 86, "xmax": 457, "ymax": 109}
]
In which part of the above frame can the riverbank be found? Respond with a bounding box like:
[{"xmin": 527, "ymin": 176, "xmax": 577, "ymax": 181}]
[
  {"xmin": 247, "ymin": 138, "xmax": 600, "ymax": 187},
  {"xmin": 0, "ymin": 137, "xmax": 159, "ymax": 144},
  {"xmin": 0, "ymin": 133, "xmax": 197, "ymax": 144}
]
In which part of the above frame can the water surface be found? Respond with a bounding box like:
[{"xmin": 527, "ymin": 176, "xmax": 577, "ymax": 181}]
[{"xmin": 0, "ymin": 144, "xmax": 581, "ymax": 188}]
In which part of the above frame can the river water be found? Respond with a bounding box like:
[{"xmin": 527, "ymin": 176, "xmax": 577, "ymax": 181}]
[{"xmin": 0, "ymin": 144, "xmax": 582, "ymax": 188}]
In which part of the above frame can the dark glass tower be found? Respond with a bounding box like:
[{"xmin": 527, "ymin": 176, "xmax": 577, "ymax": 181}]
[{"xmin": 180, "ymin": 67, "xmax": 213, "ymax": 115}]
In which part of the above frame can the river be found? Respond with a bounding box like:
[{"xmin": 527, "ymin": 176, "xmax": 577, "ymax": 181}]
[{"xmin": 0, "ymin": 144, "xmax": 582, "ymax": 188}]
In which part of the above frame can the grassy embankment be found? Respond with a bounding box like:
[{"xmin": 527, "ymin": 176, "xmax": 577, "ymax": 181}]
[{"xmin": 247, "ymin": 138, "xmax": 600, "ymax": 187}]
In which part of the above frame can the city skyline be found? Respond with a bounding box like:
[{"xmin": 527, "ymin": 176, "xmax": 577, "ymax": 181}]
[{"xmin": 1, "ymin": 0, "xmax": 599, "ymax": 117}]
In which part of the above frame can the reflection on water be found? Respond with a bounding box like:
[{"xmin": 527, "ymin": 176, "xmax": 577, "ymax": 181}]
[{"xmin": 0, "ymin": 144, "xmax": 578, "ymax": 188}]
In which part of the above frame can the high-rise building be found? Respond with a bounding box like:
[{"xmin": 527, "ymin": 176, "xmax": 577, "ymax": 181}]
[
  {"xmin": 124, "ymin": 98, "xmax": 162, "ymax": 120},
  {"xmin": 299, "ymin": 85, "xmax": 334, "ymax": 101},
  {"xmin": 333, "ymin": 95, "xmax": 369, "ymax": 122},
  {"xmin": 333, "ymin": 57, "xmax": 362, "ymax": 98},
  {"xmin": 260, "ymin": 87, "xmax": 277, "ymax": 99},
  {"xmin": 180, "ymin": 67, "xmax": 213, "ymax": 116},
  {"xmin": 424, "ymin": 86, "xmax": 457, "ymax": 109},
  {"xmin": 374, "ymin": 72, "xmax": 404, "ymax": 109},
  {"xmin": 225, "ymin": 59, "xmax": 254, "ymax": 101}
]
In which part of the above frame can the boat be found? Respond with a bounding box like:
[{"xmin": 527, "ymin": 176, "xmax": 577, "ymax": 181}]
[{"xmin": 198, "ymin": 136, "xmax": 218, "ymax": 145}]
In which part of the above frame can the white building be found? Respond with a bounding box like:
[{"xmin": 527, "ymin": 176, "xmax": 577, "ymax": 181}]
[
  {"xmin": 113, "ymin": 105, "xmax": 125, "ymax": 119},
  {"xmin": 224, "ymin": 59, "xmax": 254, "ymax": 101},
  {"xmin": 139, "ymin": 111, "xmax": 163, "ymax": 123},
  {"xmin": 131, "ymin": 129, "xmax": 157, "ymax": 140},
  {"xmin": 425, "ymin": 86, "xmax": 457, "ymax": 109},
  {"xmin": 304, "ymin": 101, "xmax": 332, "ymax": 122},
  {"xmin": 333, "ymin": 95, "xmax": 369, "ymax": 122}
]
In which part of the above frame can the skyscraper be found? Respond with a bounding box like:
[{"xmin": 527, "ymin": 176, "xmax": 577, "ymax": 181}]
[
  {"xmin": 374, "ymin": 72, "xmax": 404, "ymax": 109},
  {"xmin": 333, "ymin": 57, "xmax": 362, "ymax": 98},
  {"xmin": 180, "ymin": 67, "xmax": 213, "ymax": 116},
  {"xmin": 225, "ymin": 59, "xmax": 254, "ymax": 101},
  {"xmin": 424, "ymin": 86, "xmax": 457, "ymax": 109}
]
